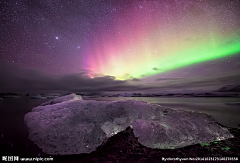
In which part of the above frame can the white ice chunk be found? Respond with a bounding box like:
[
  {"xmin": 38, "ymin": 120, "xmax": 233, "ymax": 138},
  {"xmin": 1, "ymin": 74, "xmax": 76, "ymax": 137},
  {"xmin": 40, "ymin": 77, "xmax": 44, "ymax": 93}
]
[
  {"xmin": 40, "ymin": 93, "xmax": 82, "ymax": 106},
  {"xmin": 24, "ymin": 95, "xmax": 234, "ymax": 155}
]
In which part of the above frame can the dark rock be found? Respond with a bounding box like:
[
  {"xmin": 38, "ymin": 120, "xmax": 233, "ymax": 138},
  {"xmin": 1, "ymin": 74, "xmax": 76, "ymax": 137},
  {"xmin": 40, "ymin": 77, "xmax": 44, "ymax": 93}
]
[
  {"xmin": 0, "ymin": 92, "xmax": 19, "ymax": 96},
  {"xmin": 225, "ymin": 102, "xmax": 240, "ymax": 106}
]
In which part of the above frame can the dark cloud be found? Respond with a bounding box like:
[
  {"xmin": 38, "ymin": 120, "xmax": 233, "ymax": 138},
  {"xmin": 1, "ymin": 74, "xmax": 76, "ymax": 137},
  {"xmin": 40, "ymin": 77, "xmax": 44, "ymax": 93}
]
[
  {"xmin": 1, "ymin": 62, "xmax": 239, "ymax": 94},
  {"xmin": 152, "ymin": 72, "xmax": 240, "ymax": 92},
  {"xmin": 155, "ymin": 78, "xmax": 182, "ymax": 81},
  {"xmin": 0, "ymin": 62, "xmax": 147, "ymax": 94},
  {"xmin": 152, "ymin": 67, "xmax": 159, "ymax": 71},
  {"xmin": 131, "ymin": 78, "xmax": 141, "ymax": 82}
]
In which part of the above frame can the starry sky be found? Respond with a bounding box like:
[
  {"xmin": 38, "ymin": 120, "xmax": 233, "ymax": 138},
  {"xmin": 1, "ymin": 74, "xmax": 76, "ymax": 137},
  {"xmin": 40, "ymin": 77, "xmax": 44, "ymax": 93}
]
[{"xmin": 0, "ymin": 0, "xmax": 240, "ymax": 94}]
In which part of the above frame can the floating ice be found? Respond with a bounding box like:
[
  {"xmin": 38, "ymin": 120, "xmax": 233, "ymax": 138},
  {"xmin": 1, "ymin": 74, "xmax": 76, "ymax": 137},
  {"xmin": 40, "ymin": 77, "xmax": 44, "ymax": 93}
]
[
  {"xmin": 45, "ymin": 93, "xmax": 62, "ymax": 97},
  {"xmin": 39, "ymin": 93, "xmax": 82, "ymax": 106},
  {"xmin": 24, "ymin": 94, "xmax": 234, "ymax": 155},
  {"xmin": 46, "ymin": 96, "xmax": 56, "ymax": 99},
  {"xmin": 27, "ymin": 94, "xmax": 46, "ymax": 99}
]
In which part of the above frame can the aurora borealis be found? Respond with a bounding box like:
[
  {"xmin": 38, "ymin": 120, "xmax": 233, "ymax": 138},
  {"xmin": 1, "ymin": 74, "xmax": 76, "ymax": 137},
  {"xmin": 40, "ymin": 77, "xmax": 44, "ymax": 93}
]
[
  {"xmin": 0, "ymin": 0, "xmax": 240, "ymax": 93},
  {"xmin": 83, "ymin": 0, "xmax": 240, "ymax": 79}
]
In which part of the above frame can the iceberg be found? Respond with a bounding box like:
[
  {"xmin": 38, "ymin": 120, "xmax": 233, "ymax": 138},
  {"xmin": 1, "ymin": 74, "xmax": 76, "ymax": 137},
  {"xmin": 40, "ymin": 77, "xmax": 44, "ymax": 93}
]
[{"xmin": 24, "ymin": 94, "xmax": 234, "ymax": 155}]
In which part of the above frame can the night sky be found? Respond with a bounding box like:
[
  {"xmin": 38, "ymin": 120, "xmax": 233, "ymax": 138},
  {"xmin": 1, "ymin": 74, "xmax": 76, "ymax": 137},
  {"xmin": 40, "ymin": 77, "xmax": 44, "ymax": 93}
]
[{"xmin": 0, "ymin": 0, "xmax": 240, "ymax": 94}]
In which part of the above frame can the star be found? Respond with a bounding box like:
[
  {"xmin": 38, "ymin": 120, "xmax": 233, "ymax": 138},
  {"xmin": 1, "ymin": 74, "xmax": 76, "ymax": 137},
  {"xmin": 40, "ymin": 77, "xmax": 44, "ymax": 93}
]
[{"xmin": 0, "ymin": 0, "xmax": 239, "ymax": 79}]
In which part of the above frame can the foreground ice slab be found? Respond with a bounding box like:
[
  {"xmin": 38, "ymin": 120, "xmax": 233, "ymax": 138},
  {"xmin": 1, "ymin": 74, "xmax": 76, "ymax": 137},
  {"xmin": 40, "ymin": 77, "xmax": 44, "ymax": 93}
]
[
  {"xmin": 39, "ymin": 93, "xmax": 82, "ymax": 106},
  {"xmin": 24, "ymin": 94, "xmax": 233, "ymax": 155}
]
